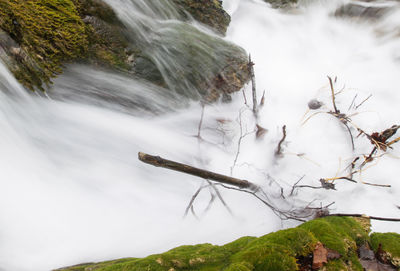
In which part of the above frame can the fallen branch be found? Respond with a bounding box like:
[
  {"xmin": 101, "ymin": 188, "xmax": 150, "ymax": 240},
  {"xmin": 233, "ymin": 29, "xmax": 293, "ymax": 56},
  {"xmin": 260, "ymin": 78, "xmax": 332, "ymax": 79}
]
[
  {"xmin": 139, "ymin": 152, "xmax": 321, "ymax": 222},
  {"xmin": 138, "ymin": 152, "xmax": 259, "ymax": 191}
]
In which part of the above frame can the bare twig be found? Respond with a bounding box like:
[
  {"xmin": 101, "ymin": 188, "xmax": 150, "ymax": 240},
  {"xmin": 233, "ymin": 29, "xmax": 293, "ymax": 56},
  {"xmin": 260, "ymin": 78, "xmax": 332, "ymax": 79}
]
[
  {"xmin": 325, "ymin": 213, "xmax": 400, "ymax": 222},
  {"xmin": 328, "ymin": 76, "xmax": 339, "ymax": 114},
  {"xmin": 248, "ymin": 54, "xmax": 257, "ymax": 116},
  {"xmin": 197, "ymin": 104, "xmax": 205, "ymax": 139},
  {"xmin": 275, "ymin": 125, "xmax": 287, "ymax": 157},
  {"xmin": 355, "ymin": 94, "xmax": 372, "ymax": 110},
  {"xmin": 361, "ymin": 181, "xmax": 391, "ymax": 188},
  {"xmin": 213, "ymin": 183, "xmax": 309, "ymax": 222},
  {"xmin": 206, "ymin": 180, "xmax": 233, "ymax": 215},
  {"xmin": 348, "ymin": 94, "xmax": 357, "ymax": 111},
  {"xmin": 290, "ymin": 175, "xmax": 306, "ymax": 196},
  {"xmin": 324, "ymin": 176, "xmax": 357, "ymax": 183},
  {"xmin": 260, "ymin": 90, "xmax": 266, "ymax": 108},
  {"xmin": 242, "ymin": 89, "xmax": 248, "ymax": 105},
  {"xmin": 231, "ymin": 109, "xmax": 255, "ymax": 175},
  {"xmin": 184, "ymin": 185, "xmax": 206, "ymax": 218}
]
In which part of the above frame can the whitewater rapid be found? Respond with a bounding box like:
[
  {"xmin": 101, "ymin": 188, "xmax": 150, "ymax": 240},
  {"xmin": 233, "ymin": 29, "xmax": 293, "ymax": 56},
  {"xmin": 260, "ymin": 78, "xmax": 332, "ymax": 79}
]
[{"xmin": 0, "ymin": 0, "xmax": 400, "ymax": 270}]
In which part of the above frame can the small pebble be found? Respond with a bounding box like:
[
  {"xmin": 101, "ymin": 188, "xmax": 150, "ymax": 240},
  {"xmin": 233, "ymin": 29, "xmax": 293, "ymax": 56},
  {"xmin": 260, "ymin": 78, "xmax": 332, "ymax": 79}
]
[{"xmin": 308, "ymin": 99, "xmax": 323, "ymax": 110}]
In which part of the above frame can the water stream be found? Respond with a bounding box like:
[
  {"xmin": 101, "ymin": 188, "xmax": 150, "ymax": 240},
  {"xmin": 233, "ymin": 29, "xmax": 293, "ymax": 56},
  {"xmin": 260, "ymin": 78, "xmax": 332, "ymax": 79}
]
[{"xmin": 0, "ymin": 0, "xmax": 400, "ymax": 270}]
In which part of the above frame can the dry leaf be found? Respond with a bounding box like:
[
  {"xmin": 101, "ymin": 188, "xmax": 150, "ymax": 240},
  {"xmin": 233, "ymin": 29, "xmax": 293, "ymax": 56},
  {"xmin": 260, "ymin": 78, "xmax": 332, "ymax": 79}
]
[{"xmin": 312, "ymin": 242, "xmax": 328, "ymax": 270}]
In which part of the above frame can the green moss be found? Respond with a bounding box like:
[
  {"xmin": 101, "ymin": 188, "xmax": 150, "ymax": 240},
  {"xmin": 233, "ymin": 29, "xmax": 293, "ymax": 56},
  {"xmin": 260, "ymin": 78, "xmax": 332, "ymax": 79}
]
[
  {"xmin": 299, "ymin": 216, "xmax": 368, "ymax": 256},
  {"xmin": 370, "ymin": 232, "xmax": 400, "ymax": 268},
  {"xmin": 0, "ymin": 0, "xmax": 133, "ymax": 90},
  {"xmin": 55, "ymin": 217, "xmax": 375, "ymax": 271},
  {"xmin": 0, "ymin": 0, "xmax": 88, "ymax": 89}
]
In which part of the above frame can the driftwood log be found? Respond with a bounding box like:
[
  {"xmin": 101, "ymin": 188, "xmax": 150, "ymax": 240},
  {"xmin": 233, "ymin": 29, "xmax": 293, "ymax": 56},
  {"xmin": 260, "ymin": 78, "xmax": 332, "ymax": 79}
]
[{"xmin": 138, "ymin": 152, "xmax": 259, "ymax": 192}]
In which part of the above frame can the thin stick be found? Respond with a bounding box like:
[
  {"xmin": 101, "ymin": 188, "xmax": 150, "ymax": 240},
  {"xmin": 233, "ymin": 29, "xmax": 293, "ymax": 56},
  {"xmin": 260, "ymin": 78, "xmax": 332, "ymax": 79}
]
[
  {"xmin": 242, "ymin": 89, "xmax": 248, "ymax": 105},
  {"xmin": 328, "ymin": 76, "xmax": 339, "ymax": 114},
  {"xmin": 184, "ymin": 185, "xmax": 205, "ymax": 217},
  {"xmin": 361, "ymin": 181, "xmax": 391, "ymax": 188},
  {"xmin": 326, "ymin": 213, "xmax": 400, "ymax": 222},
  {"xmin": 275, "ymin": 125, "xmax": 287, "ymax": 157},
  {"xmin": 355, "ymin": 94, "xmax": 372, "ymax": 110},
  {"xmin": 248, "ymin": 54, "xmax": 257, "ymax": 116},
  {"xmin": 197, "ymin": 104, "xmax": 205, "ymax": 139},
  {"xmin": 290, "ymin": 175, "xmax": 306, "ymax": 196},
  {"xmin": 138, "ymin": 152, "xmax": 259, "ymax": 191},
  {"xmin": 206, "ymin": 180, "xmax": 233, "ymax": 215},
  {"xmin": 348, "ymin": 94, "xmax": 357, "ymax": 111},
  {"xmin": 324, "ymin": 176, "xmax": 357, "ymax": 183}
]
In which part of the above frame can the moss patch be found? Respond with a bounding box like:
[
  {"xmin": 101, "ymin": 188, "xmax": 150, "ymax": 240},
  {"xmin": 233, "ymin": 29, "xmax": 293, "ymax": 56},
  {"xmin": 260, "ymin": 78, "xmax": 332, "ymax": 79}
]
[
  {"xmin": 56, "ymin": 217, "xmax": 382, "ymax": 271},
  {"xmin": 370, "ymin": 232, "xmax": 400, "ymax": 268},
  {"xmin": 0, "ymin": 0, "xmax": 134, "ymax": 90},
  {"xmin": 0, "ymin": 0, "xmax": 88, "ymax": 89}
]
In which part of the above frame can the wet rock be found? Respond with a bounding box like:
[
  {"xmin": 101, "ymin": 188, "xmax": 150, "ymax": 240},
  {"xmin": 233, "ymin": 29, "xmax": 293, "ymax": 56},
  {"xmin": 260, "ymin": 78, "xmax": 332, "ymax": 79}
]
[
  {"xmin": 142, "ymin": 23, "xmax": 250, "ymax": 101},
  {"xmin": 172, "ymin": 0, "xmax": 231, "ymax": 35},
  {"xmin": 359, "ymin": 243, "xmax": 397, "ymax": 271},
  {"xmin": 308, "ymin": 99, "xmax": 323, "ymax": 110},
  {"xmin": 0, "ymin": 29, "xmax": 46, "ymax": 90},
  {"xmin": 334, "ymin": 2, "xmax": 392, "ymax": 20},
  {"xmin": 264, "ymin": 0, "xmax": 298, "ymax": 9}
]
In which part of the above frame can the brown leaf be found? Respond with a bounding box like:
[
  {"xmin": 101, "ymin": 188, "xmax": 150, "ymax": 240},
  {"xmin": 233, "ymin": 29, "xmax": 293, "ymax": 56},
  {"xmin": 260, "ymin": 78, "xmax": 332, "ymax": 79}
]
[{"xmin": 312, "ymin": 242, "xmax": 328, "ymax": 270}]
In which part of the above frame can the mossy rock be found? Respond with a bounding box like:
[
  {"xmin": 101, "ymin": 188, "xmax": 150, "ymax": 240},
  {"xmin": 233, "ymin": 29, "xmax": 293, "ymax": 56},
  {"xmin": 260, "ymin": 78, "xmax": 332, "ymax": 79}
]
[
  {"xmin": 55, "ymin": 217, "xmax": 377, "ymax": 271},
  {"xmin": 172, "ymin": 0, "xmax": 230, "ymax": 35},
  {"xmin": 139, "ymin": 22, "xmax": 250, "ymax": 101},
  {"xmin": 0, "ymin": 0, "xmax": 89, "ymax": 89},
  {"xmin": 0, "ymin": 0, "xmax": 136, "ymax": 90},
  {"xmin": 370, "ymin": 232, "xmax": 400, "ymax": 268}
]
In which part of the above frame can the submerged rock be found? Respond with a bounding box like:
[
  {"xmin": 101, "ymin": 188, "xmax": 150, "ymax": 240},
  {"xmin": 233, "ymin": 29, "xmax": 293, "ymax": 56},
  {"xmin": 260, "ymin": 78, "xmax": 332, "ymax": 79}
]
[
  {"xmin": 334, "ymin": 2, "xmax": 392, "ymax": 20},
  {"xmin": 55, "ymin": 216, "xmax": 381, "ymax": 271}
]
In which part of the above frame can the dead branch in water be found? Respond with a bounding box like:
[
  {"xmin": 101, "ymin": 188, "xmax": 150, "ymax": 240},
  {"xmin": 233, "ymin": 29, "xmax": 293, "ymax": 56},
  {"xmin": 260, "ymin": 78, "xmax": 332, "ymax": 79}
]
[
  {"xmin": 139, "ymin": 152, "xmax": 324, "ymax": 222},
  {"xmin": 138, "ymin": 152, "xmax": 259, "ymax": 191}
]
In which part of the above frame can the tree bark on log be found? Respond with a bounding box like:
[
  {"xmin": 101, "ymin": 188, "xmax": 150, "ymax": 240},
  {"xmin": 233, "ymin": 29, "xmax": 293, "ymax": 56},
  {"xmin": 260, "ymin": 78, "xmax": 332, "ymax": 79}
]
[{"xmin": 138, "ymin": 152, "xmax": 259, "ymax": 192}]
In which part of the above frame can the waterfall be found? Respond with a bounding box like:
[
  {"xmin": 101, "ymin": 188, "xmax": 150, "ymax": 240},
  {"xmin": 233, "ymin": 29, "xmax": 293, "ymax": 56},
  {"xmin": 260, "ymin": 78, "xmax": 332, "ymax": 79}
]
[{"xmin": 0, "ymin": 0, "xmax": 400, "ymax": 270}]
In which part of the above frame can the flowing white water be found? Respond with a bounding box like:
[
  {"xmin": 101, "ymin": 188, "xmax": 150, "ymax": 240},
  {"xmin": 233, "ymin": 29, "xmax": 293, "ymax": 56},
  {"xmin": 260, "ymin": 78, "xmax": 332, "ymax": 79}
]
[{"xmin": 0, "ymin": 0, "xmax": 400, "ymax": 270}]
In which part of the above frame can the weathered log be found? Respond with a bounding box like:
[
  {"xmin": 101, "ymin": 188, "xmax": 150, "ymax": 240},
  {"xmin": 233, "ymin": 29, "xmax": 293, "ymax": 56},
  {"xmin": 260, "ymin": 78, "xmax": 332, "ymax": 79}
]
[{"xmin": 138, "ymin": 152, "xmax": 259, "ymax": 191}]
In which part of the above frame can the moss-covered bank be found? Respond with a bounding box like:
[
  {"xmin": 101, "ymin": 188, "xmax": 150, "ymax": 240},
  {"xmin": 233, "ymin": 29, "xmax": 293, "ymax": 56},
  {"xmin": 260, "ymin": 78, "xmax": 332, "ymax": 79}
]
[
  {"xmin": 0, "ymin": 0, "xmax": 131, "ymax": 90},
  {"xmin": 55, "ymin": 216, "xmax": 400, "ymax": 271}
]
